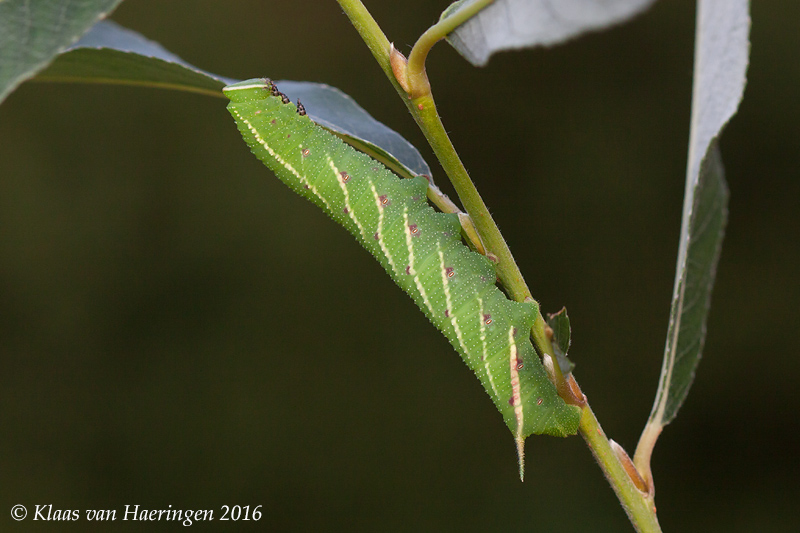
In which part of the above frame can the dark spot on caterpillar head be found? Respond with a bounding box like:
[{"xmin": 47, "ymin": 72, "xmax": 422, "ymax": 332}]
[
  {"xmin": 405, "ymin": 265, "xmax": 411, "ymax": 275},
  {"xmin": 340, "ymin": 171, "xmax": 350, "ymax": 183},
  {"xmin": 373, "ymin": 232, "xmax": 379, "ymax": 240},
  {"xmin": 408, "ymin": 224, "xmax": 420, "ymax": 236},
  {"xmin": 343, "ymin": 207, "xmax": 349, "ymax": 214},
  {"xmin": 302, "ymin": 148, "xmax": 310, "ymax": 157},
  {"xmin": 286, "ymin": 134, "xmax": 291, "ymax": 138},
  {"xmin": 304, "ymin": 185, "xmax": 310, "ymax": 190},
  {"xmin": 536, "ymin": 398, "xmax": 544, "ymax": 406},
  {"xmin": 445, "ymin": 267, "xmax": 455, "ymax": 278},
  {"xmin": 296, "ymin": 99, "xmax": 306, "ymax": 116},
  {"xmin": 379, "ymin": 195, "xmax": 390, "ymax": 206},
  {"xmin": 508, "ymin": 396, "xmax": 516, "ymax": 406},
  {"xmin": 483, "ymin": 314, "xmax": 492, "ymax": 325},
  {"xmin": 444, "ymin": 309, "xmax": 450, "ymax": 317},
  {"xmin": 516, "ymin": 358, "xmax": 524, "ymax": 370},
  {"xmin": 271, "ymin": 119, "xmax": 277, "ymax": 124}
]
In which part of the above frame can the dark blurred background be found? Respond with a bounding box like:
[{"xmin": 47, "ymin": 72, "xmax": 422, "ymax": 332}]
[{"xmin": 1, "ymin": 0, "xmax": 797, "ymax": 531}]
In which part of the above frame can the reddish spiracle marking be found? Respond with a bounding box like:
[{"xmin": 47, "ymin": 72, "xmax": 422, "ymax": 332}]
[
  {"xmin": 373, "ymin": 232, "xmax": 380, "ymax": 240},
  {"xmin": 302, "ymin": 148, "xmax": 310, "ymax": 157},
  {"xmin": 379, "ymin": 195, "xmax": 390, "ymax": 206},
  {"xmin": 508, "ymin": 395, "xmax": 516, "ymax": 406},
  {"xmin": 445, "ymin": 267, "xmax": 455, "ymax": 278},
  {"xmin": 340, "ymin": 171, "xmax": 350, "ymax": 183},
  {"xmin": 483, "ymin": 314, "xmax": 493, "ymax": 325},
  {"xmin": 444, "ymin": 309, "xmax": 450, "ymax": 317},
  {"xmin": 409, "ymin": 224, "xmax": 420, "ymax": 236},
  {"xmin": 536, "ymin": 398, "xmax": 544, "ymax": 406},
  {"xmin": 405, "ymin": 265, "xmax": 412, "ymax": 275},
  {"xmin": 516, "ymin": 358, "xmax": 524, "ymax": 370}
]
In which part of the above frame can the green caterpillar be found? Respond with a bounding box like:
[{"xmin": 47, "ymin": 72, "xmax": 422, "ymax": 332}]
[{"xmin": 224, "ymin": 78, "xmax": 579, "ymax": 462}]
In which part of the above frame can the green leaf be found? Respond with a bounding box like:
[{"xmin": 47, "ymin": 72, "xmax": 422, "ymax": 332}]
[
  {"xmin": 546, "ymin": 308, "xmax": 574, "ymax": 375},
  {"xmin": 0, "ymin": 0, "xmax": 125, "ymax": 104},
  {"xmin": 27, "ymin": 20, "xmax": 432, "ymax": 178},
  {"xmin": 656, "ymin": 141, "xmax": 729, "ymax": 423},
  {"xmin": 440, "ymin": 0, "xmax": 657, "ymax": 67},
  {"xmin": 35, "ymin": 19, "xmax": 231, "ymax": 96},
  {"xmin": 635, "ymin": 0, "xmax": 749, "ymax": 481}
]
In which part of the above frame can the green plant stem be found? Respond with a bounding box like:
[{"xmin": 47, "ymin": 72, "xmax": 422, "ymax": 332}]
[
  {"xmin": 407, "ymin": 1, "xmax": 527, "ymax": 308},
  {"xmin": 580, "ymin": 404, "xmax": 662, "ymax": 533},
  {"xmin": 335, "ymin": 0, "xmax": 398, "ymax": 91},
  {"xmin": 414, "ymin": 90, "xmax": 565, "ymax": 382},
  {"xmin": 336, "ymin": 2, "xmax": 663, "ymax": 531},
  {"xmin": 409, "ymin": 95, "xmax": 525, "ymax": 298},
  {"xmin": 633, "ymin": 421, "xmax": 662, "ymax": 491},
  {"xmin": 411, "ymin": 96, "xmax": 562, "ymax": 387},
  {"xmin": 406, "ymin": 0, "xmax": 495, "ymax": 98},
  {"xmin": 337, "ymin": 0, "xmax": 529, "ymax": 301},
  {"xmin": 337, "ymin": 0, "xmax": 565, "ymax": 382}
]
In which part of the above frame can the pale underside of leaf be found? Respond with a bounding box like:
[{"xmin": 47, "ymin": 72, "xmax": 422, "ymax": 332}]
[{"xmin": 441, "ymin": 0, "xmax": 657, "ymax": 66}]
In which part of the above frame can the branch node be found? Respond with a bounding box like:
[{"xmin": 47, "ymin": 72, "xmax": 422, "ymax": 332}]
[{"xmin": 389, "ymin": 43, "xmax": 411, "ymax": 94}]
